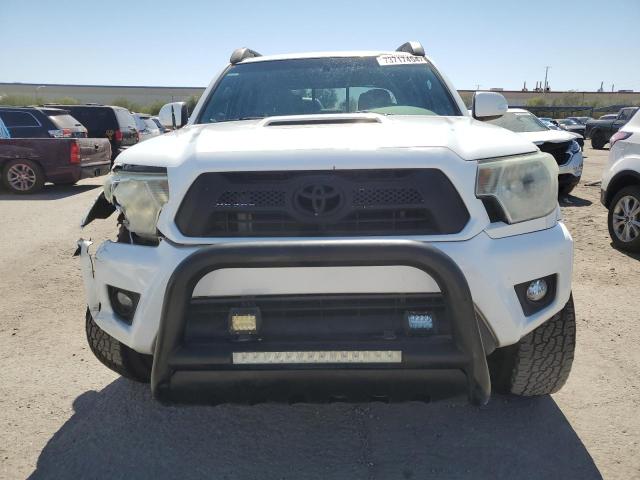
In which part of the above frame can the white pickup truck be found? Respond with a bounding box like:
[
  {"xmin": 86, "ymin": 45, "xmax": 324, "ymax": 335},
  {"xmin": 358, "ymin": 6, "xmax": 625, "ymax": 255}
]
[{"xmin": 79, "ymin": 42, "xmax": 575, "ymax": 405}]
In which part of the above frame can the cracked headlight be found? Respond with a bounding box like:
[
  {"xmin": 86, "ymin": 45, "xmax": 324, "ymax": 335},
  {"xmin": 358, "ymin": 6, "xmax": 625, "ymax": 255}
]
[
  {"xmin": 104, "ymin": 166, "xmax": 169, "ymax": 238},
  {"xmin": 476, "ymin": 152, "xmax": 558, "ymax": 224}
]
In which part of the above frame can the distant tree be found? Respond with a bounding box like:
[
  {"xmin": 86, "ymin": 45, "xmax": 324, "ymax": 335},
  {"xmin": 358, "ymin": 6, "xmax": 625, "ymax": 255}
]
[
  {"xmin": 111, "ymin": 97, "xmax": 142, "ymax": 113},
  {"xmin": 185, "ymin": 95, "xmax": 200, "ymax": 114},
  {"xmin": 0, "ymin": 94, "xmax": 38, "ymax": 106},
  {"xmin": 459, "ymin": 92, "xmax": 473, "ymax": 108},
  {"xmin": 49, "ymin": 96, "xmax": 80, "ymax": 105},
  {"xmin": 139, "ymin": 100, "xmax": 166, "ymax": 116},
  {"xmin": 526, "ymin": 97, "xmax": 547, "ymax": 107}
]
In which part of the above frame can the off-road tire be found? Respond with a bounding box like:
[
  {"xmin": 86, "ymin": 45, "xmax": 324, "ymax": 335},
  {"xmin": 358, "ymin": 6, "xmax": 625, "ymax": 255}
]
[
  {"xmin": 2, "ymin": 159, "xmax": 45, "ymax": 194},
  {"xmin": 591, "ymin": 131, "xmax": 606, "ymax": 150},
  {"xmin": 488, "ymin": 296, "xmax": 575, "ymax": 396},
  {"xmin": 85, "ymin": 309, "xmax": 152, "ymax": 382},
  {"xmin": 608, "ymin": 185, "xmax": 640, "ymax": 253}
]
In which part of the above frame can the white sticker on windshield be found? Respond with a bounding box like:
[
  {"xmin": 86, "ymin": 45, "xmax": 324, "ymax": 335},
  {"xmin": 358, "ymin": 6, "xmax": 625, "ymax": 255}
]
[{"xmin": 377, "ymin": 55, "xmax": 428, "ymax": 66}]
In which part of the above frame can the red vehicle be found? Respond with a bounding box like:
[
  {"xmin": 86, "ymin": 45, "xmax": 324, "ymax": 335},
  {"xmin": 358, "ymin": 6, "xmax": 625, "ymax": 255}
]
[{"xmin": 0, "ymin": 137, "xmax": 111, "ymax": 193}]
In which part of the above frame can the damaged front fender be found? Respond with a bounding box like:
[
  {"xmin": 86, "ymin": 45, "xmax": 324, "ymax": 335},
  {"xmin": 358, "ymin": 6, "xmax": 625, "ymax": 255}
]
[
  {"xmin": 81, "ymin": 192, "xmax": 116, "ymax": 228},
  {"xmin": 77, "ymin": 238, "xmax": 100, "ymax": 313}
]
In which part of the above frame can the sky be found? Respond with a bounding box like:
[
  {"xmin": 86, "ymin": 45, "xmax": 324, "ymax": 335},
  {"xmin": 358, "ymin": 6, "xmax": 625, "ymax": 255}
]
[{"xmin": 1, "ymin": 0, "xmax": 639, "ymax": 92}]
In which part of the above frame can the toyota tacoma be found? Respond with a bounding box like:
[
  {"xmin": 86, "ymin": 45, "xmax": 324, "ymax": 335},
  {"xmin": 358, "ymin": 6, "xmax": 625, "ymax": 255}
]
[{"xmin": 78, "ymin": 42, "xmax": 575, "ymax": 405}]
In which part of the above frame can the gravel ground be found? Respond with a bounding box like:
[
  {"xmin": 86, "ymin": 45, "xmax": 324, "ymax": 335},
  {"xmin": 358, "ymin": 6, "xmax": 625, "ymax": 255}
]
[{"xmin": 0, "ymin": 146, "xmax": 638, "ymax": 479}]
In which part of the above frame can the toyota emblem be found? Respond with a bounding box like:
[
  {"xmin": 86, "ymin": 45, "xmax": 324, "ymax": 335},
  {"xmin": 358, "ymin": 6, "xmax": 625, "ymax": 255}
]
[{"xmin": 294, "ymin": 183, "xmax": 343, "ymax": 217}]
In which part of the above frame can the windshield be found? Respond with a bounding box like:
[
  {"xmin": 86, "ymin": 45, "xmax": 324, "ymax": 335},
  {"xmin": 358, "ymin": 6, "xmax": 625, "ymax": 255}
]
[
  {"xmin": 197, "ymin": 56, "xmax": 461, "ymax": 123},
  {"xmin": 487, "ymin": 111, "xmax": 548, "ymax": 132}
]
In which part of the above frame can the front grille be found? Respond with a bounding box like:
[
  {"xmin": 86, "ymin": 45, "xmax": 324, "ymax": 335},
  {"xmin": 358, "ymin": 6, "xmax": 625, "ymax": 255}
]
[
  {"xmin": 176, "ymin": 169, "xmax": 469, "ymax": 237},
  {"xmin": 538, "ymin": 141, "xmax": 571, "ymax": 166},
  {"xmin": 184, "ymin": 293, "xmax": 450, "ymax": 343}
]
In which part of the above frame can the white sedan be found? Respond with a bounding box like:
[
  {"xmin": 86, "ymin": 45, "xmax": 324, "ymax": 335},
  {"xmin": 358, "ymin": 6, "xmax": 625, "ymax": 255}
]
[{"xmin": 487, "ymin": 109, "xmax": 583, "ymax": 196}]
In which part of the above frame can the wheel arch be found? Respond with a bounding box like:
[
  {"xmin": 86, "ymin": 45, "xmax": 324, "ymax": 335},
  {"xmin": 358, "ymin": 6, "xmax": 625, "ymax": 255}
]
[
  {"xmin": 605, "ymin": 170, "xmax": 640, "ymax": 207},
  {"xmin": 1, "ymin": 156, "xmax": 44, "ymax": 175}
]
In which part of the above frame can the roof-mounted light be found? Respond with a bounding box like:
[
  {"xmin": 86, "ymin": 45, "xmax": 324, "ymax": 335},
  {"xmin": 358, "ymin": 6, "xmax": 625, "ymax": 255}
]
[
  {"xmin": 230, "ymin": 47, "xmax": 262, "ymax": 64},
  {"xmin": 396, "ymin": 41, "xmax": 425, "ymax": 57}
]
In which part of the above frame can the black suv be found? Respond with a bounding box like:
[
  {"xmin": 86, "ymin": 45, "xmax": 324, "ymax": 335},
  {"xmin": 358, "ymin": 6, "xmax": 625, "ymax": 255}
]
[
  {"xmin": 46, "ymin": 104, "xmax": 139, "ymax": 160},
  {"xmin": 0, "ymin": 106, "xmax": 88, "ymax": 139}
]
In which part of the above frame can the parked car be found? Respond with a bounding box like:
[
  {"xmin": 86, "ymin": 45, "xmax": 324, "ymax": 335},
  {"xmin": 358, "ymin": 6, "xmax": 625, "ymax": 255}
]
[
  {"xmin": 80, "ymin": 42, "xmax": 575, "ymax": 406},
  {"xmin": 150, "ymin": 116, "xmax": 169, "ymax": 133},
  {"xmin": 556, "ymin": 118, "xmax": 586, "ymax": 138},
  {"xmin": 0, "ymin": 106, "xmax": 88, "ymax": 139},
  {"xmin": 538, "ymin": 117, "xmax": 562, "ymax": 131},
  {"xmin": 1, "ymin": 137, "xmax": 111, "ymax": 193},
  {"xmin": 0, "ymin": 116, "xmax": 10, "ymax": 139},
  {"xmin": 599, "ymin": 114, "xmax": 617, "ymax": 120},
  {"xmin": 45, "ymin": 104, "xmax": 139, "ymax": 160},
  {"xmin": 133, "ymin": 113, "xmax": 162, "ymax": 142},
  {"xmin": 566, "ymin": 116, "xmax": 592, "ymax": 125},
  {"xmin": 487, "ymin": 109, "xmax": 583, "ymax": 195},
  {"xmin": 586, "ymin": 107, "xmax": 639, "ymax": 149},
  {"xmin": 600, "ymin": 109, "xmax": 640, "ymax": 251}
]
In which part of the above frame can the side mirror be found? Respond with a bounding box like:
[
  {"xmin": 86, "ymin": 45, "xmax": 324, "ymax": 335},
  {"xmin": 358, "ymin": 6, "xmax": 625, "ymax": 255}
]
[
  {"xmin": 472, "ymin": 92, "xmax": 508, "ymax": 120},
  {"xmin": 159, "ymin": 102, "xmax": 189, "ymax": 129}
]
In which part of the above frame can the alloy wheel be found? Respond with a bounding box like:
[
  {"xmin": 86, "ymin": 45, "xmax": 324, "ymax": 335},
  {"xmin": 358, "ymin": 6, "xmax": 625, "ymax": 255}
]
[
  {"xmin": 612, "ymin": 195, "xmax": 640, "ymax": 243},
  {"xmin": 7, "ymin": 163, "xmax": 37, "ymax": 191}
]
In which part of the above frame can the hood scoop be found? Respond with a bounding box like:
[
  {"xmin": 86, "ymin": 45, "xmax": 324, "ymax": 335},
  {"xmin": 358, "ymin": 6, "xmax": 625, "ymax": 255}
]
[{"xmin": 261, "ymin": 113, "xmax": 383, "ymax": 127}]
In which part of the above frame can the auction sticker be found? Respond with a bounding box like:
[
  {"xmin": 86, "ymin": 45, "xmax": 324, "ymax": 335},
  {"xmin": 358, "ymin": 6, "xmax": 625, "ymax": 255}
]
[{"xmin": 377, "ymin": 55, "xmax": 427, "ymax": 66}]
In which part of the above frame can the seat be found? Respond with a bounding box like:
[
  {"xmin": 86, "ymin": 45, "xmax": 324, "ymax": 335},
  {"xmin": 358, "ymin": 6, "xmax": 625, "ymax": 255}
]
[{"xmin": 358, "ymin": 89, "xmax": 393, "ymax": 111}]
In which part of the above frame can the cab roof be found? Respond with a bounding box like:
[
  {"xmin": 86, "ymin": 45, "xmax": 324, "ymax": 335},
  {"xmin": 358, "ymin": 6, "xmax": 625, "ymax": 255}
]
[{"xmin": 240, "ymin": 50, "xmax": 418, "ymax": 63}]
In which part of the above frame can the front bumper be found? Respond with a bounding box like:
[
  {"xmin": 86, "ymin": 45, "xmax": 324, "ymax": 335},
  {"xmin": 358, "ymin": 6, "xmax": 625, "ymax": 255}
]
[
  {"xmin": 558, "ymin": 150, "xmax": 583, "ymax": 179},
  {"xmin": 79, "ymin": 222, "xmax": 573, "ymax": 355}
]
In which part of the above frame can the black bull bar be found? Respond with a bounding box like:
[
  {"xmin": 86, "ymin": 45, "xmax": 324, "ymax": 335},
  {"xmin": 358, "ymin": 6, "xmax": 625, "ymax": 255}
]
[{"xmin": 151, "ymin": 240, "xmax": 491, "ymax": 405}]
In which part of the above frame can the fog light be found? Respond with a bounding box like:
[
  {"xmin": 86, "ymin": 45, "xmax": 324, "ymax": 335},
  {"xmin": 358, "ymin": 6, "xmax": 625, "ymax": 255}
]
[
  {"xmin": 229, "ymin": 308, "xmax": 261, "ymax": 334},
  {"xmin": 107, "ymin": 285, "xmax": 140, "ymax": 324},
  {"xmin": 405, "ymin": 311, "xmax": 435, "ymax": 335},
  {"xmin": 116, "ymin": 291, "xmax": 134, "ymax": 309},
  {"xmin": 526, "ymin": 279, "xmax": 548, "ymax": 302}
]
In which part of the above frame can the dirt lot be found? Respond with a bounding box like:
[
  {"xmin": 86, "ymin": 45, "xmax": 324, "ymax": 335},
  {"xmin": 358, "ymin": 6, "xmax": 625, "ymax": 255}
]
[{"xmin": 0, "ymin": 146, "xmax": 638, "ymax": 479}]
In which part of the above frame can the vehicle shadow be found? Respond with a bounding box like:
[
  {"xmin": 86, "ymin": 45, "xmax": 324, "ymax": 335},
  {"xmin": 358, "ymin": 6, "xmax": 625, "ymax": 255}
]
[
  {"xmin": 559, "ymin": 194, "xmax": 593, "ymax": 207},
  {"xmin": 28, "ymin": 379, "xmax": 602, "ymax": 480},
  {"xmin": 610, "ymin": 243, "xmax": 640, "ymax": 261},
  {"xmin": 0, "ymin": 183, "xmax": 99, "ymax": 201}
]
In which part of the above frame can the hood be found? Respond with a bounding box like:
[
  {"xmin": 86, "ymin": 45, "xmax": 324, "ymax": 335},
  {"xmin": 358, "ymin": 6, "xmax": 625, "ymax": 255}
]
[
  {"xmin": 116, "ymin": 114, "xmax": 537, "ymax": 168},
  {"xmin": 516, "ymin": 129, "xmax": 578, "ymax": 145}
]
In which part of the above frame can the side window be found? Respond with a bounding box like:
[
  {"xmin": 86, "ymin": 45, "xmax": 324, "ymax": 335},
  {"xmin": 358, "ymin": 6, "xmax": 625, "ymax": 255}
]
[
  {"xmin": 71, "ymin": 109, "xmax": 109, "ymax": 133},
  {"xmin": 0, "ymin": 111, "xmax": 41, "ymax": 128},
  {"xmin": 619, "ymin": 109, "xmax": 632, "ymax": 121}
]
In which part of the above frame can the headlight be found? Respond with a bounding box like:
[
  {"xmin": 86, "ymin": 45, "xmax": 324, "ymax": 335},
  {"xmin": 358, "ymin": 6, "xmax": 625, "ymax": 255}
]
[
  {"xmin": 568, "ymin": 140, "xmax": 581, "ymax": 153},
  {"xmin": 476, "ymin": 152, "xmax": 558, "ymax": 223},
  {"xmin": 104, "ymin": 166, "xmax": 169, "ymax": 238}
]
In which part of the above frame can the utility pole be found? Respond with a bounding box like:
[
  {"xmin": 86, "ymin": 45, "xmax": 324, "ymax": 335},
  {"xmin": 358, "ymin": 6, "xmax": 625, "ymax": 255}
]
[
  {"xmin": 543, "ymin": 66, "xmax": 551, "ymax": 95},
  {"xmin": 475, "ymin": 84, "xmax": 481, "ymax": 91}
]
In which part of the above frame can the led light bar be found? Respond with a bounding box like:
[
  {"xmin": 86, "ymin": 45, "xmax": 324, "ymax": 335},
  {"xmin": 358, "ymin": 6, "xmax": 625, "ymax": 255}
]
[{"xmin": 232, "ymin": 350, "xmax": 402, "ymax": 365}]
